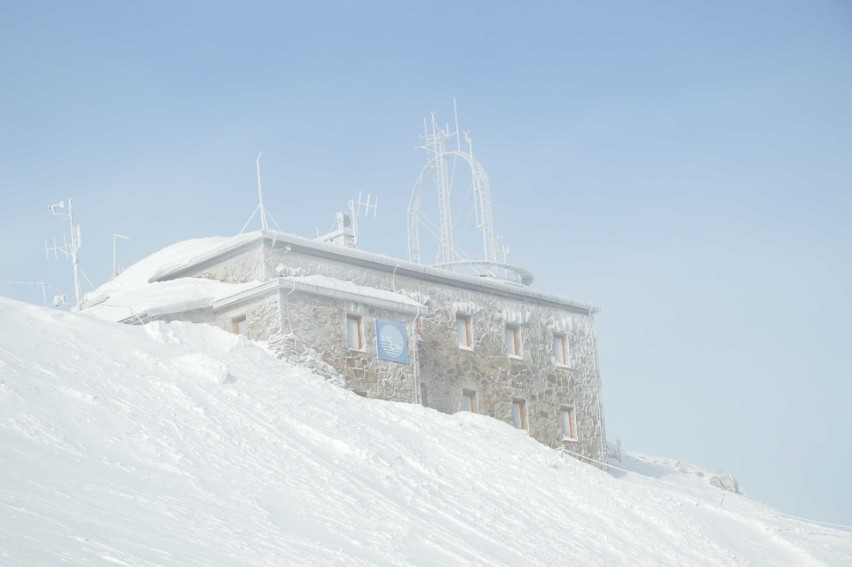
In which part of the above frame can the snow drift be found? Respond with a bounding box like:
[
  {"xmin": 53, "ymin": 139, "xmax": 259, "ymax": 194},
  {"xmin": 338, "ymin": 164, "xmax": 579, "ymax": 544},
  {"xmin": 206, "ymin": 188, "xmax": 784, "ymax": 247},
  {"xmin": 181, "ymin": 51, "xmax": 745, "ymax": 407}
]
[{"xmin": 1, "ymin": 297, "xmax": 849, "ymax": 565}]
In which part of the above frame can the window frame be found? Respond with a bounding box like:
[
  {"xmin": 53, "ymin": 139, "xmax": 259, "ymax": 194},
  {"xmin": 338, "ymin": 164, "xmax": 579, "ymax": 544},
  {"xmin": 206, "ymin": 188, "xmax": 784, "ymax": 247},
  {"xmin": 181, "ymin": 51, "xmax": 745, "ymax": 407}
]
[
  {"xmin": 455, "ymin": 314, "xmax": 473, "ymax": 350},
  {"xmin": 462, "ymin": 389, "xmax": 477, "ymax": 413},
  {"xmin": 512, "ymin": 398, "xmax": 528, "ymax": 430},
  {"xmin": 560, "ymin": 405, "xmax": 577, "ymax": 441},
  {"xmin": 346, "ymin": 314, "xmax": 364, "ymax": 351},
  {"xmin": 233, "ymin": 314, "xmax": 247, "ymax": 335},
  {"xmin": 505, "ymin": 324, "xmax": 522, "ymax": 358},
  {"xmin": 552, "ymin": 333, "xmax": 569, "ymax": 367}
]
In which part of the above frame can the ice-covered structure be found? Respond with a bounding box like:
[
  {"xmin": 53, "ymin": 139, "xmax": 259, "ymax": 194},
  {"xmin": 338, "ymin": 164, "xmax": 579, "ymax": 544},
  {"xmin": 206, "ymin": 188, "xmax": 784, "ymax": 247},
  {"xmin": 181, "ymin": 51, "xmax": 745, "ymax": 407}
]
[
  {"xmin": 83, "ymin": 229, "xmax": 607, "ymax": 464},
  {"xmin": 83, "ymin": 108, "xmax": 607, "ymax": 462}
]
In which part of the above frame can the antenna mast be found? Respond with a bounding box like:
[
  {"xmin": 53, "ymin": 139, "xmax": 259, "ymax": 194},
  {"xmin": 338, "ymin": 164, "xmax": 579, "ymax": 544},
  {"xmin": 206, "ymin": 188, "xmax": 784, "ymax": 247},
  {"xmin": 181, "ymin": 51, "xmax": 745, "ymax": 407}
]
[
  {"xmin": 350, "ymin": 191, "xmax": 378, "ymax": 248},
  {"xmin": 45, "ymin": 197, "xmax": 82, "ymax": 308},
  {"xmin": 112, "ymin": 233, "xmax": 130, "ymax": 279},
  {"xmin": 407, "ymin": 102, "xmax": 534, "ymax": 285},
  {"xmin": 426, "ymin": 112, "xmax": 455, "ymax": 265},
  {"xmin": 240, "ymin": 152, "xmax": 280, "ymax": 233},
  {"xmin": 256, "ymin": 152, "xmax": 268, "ymax": 231},
  {"xmin": 317, "ymin": 192, "xmax": 378, "ymax": 249}
]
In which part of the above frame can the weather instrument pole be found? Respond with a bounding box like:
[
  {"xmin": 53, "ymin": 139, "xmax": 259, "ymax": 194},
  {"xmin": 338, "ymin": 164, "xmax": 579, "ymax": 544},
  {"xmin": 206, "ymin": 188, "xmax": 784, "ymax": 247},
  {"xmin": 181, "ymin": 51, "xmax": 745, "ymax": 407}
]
[
  {"xmin": 0, "ymin": 280, "xmax": 49, "ymax": 307},
  {"xmin": 241, "ymin": 152, "xmax": 280, "ymax": 233},
  {"xmin": 46, "ymin": 197, "xmax": 82, "ymax": 309},
  {"xmin": 256, "ymin": 152, "xmax": 268, "ymax": 231},
  {"xmin": 113, "ymin": 233, "xmax": 130, "ymax": 279}
]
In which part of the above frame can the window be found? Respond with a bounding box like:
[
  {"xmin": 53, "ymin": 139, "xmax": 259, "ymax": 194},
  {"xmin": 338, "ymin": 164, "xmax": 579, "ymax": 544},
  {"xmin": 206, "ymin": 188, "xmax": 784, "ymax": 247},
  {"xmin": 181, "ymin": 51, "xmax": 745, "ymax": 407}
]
[
  {"xmin": 233, "ymin": 314, "xmax": 247, "ymax": 336},
  {"xmin": 455, "ymin": 314, "xmax": 472, "ymax": 349},
  {"xmin": 505, "ymin": 324, "xmax": 522, "ymax": 358},
  {"xmin": 561, "ymin": 406, "xmax": 577, "ymax": 440},
  {"xmin": 346, "ymin": 314, "xmax": 363, "ymax": 350},
  {"xmin": 462, "ymin": 389, "xmax": 477, "ymax": 413},
  {"xmin": 553, "ymin": 333, "xmax": 568, "ymax": 366},
  {"xmin": 512, "ymin": 398, "xmax": 527, "ymax": 430}
]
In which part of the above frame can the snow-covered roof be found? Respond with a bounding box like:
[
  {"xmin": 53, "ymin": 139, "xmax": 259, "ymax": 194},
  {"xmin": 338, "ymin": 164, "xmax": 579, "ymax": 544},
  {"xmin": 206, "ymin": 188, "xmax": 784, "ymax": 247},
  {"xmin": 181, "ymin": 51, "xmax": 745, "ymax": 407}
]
[
  {"xmin": 82, "ymin": 235, "xmax": 424, "ymax": 322},
  {"xmin": 82, "ymin": 235, "xmax": 261, "ymax": 322},
  {"xmin": 213, "ymin": 275, "xmax": 423, "ymax": 315},
  {"xmin": 152, "ymin": 230, "xmax": 601, "ymax": 314}
]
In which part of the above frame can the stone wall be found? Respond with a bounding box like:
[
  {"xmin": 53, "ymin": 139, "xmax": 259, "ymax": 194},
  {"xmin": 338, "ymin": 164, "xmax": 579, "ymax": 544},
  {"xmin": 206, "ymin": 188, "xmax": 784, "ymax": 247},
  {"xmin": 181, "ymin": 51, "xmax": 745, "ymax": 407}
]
[
  {"xmin": 206, "ymin": 283, "xmax": 417, "ymax": 405},
  {"xmin": 186, "ymin": 241, "xmax": 606, "ymax": 463},
  {"xmin": 273, "ymin": 287, "xmax": 417, "ymax": 402},
  {"xmin": 214, "ymin": 293, "xmax": 280, "ymax": 342}
]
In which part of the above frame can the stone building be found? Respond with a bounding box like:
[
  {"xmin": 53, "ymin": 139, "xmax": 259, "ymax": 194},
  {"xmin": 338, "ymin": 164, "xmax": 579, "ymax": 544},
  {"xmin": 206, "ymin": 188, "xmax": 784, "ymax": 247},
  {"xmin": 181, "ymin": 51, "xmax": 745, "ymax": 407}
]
[{"xmin": 126, "ymin": 229, "xmax": 607, "ymax": 464}]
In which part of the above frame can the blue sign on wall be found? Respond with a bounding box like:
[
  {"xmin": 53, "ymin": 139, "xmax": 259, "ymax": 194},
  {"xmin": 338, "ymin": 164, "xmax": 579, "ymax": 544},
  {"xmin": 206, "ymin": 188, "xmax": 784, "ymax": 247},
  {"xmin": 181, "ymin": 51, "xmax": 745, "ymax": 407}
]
[{"xmin": 375, "ymin": 319, "xmax": 409, "ymax": 363}]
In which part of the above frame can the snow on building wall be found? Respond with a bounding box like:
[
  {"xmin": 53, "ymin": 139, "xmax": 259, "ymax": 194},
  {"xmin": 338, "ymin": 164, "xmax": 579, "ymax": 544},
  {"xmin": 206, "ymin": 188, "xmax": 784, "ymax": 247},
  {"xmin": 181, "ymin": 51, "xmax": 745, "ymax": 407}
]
[{"xmin": 151, "ymin": 231, "xmax": 607, "ymax": 464}]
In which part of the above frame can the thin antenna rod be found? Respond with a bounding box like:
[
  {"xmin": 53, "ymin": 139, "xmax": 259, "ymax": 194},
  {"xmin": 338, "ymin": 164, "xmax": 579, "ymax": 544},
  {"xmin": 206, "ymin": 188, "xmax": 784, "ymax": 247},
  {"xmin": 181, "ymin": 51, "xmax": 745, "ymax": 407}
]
[
  {"xmin": 256, "ymin": 152, "xmax": 268, "ymax": 231},
  {"xmin": 113, "ymin": 233, "xmax": 129, "ymax": 279},
  {"xmin": 68, "ymin": 199, "xmax": 81, "ymax": 307},
  {"xmin": 453, "ymin": 98, "xmax": 461, "ymax": 151},
  {"xmin": 0, "ymin": 280, "xmax": 49, "ymax": 307}
]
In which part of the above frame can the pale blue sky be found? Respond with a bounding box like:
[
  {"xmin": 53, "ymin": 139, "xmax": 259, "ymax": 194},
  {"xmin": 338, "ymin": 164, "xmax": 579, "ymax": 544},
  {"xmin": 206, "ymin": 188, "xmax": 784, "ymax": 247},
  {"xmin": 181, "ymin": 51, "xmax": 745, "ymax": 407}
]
[{"xmin": 1, "ymin": 1, "xmax": 850, "ymax": 525}]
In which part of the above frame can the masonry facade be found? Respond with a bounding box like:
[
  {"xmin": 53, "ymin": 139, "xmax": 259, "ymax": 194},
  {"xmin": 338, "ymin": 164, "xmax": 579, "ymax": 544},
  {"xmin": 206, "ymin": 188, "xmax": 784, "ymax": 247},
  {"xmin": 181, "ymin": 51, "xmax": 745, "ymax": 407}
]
[{"xmin": 148, "ymin": 231, "xmax": 607, "ymax": 464}]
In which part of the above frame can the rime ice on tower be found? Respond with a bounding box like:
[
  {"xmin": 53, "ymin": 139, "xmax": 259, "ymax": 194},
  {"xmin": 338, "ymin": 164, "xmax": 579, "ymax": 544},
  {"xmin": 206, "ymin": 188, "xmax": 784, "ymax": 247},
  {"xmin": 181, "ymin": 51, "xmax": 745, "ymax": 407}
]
[
  {"xmin": 408, "ymin": 100, "xmax": 533, "ymax": 286},
  {"xmin": 45, "ymin": 197, "xmax": 82, "ymax": 309}
]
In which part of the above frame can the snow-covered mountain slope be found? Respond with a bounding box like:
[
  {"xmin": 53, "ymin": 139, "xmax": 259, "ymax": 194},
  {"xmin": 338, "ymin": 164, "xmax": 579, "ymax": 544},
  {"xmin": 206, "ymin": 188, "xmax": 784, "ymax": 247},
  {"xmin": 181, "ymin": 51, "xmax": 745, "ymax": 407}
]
[{"xmin": 1, "ymin": 297, "xmax": 849, "ymax": 566}]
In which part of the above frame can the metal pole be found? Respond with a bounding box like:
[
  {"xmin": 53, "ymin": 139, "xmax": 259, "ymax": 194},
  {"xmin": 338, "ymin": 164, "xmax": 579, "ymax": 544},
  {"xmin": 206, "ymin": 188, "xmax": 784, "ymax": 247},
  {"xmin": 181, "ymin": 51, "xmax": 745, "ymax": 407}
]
[
  {"xmin": 1, "ymin": 280, "xmax": 49, "ymax": 307},
  {"xmin": 113, "ymin": 234, "xmax": 129, "ymax": 279},
  {"xmin": 453, "ymin": 97, "xmax": 461, "ymax": 150},
  {"xmin": 256, "ymin": 152, "xmax": 268, "ymax": 231},
  {"xmin": 68, "ymin": 198, "xmax": 82, "ymax": 308}
]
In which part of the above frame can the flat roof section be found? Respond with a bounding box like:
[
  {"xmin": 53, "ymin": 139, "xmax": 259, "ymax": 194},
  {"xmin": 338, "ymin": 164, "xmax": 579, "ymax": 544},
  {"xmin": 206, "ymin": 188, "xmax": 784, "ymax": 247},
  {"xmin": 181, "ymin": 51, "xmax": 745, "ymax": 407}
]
[{"xmin": 153, "ymin": 230, "xmax": 600, "ymax": 315}]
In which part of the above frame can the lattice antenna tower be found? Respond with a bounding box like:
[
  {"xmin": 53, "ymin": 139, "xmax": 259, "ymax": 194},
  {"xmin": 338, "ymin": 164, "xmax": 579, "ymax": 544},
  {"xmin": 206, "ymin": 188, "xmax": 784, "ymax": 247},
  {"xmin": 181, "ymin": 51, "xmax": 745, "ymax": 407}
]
[
  {"xmin": 407, "ymin": 101, "xmax": 533, "ymax": 285},
  {"xmin": 241, "ymin": 152, "xmax": 280, "ymax": 233},
  {"xmin": 409, "ymin": 101, "xmax": 499, "ymax": 266},
  {"xmin": 45, "ymin": 197, "xmax": 83, "ymax": 308}
]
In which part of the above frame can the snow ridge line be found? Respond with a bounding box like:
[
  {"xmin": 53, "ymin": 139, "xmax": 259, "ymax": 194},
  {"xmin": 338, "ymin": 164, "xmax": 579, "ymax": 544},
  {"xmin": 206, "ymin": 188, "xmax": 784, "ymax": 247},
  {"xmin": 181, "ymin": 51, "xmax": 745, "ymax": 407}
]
[
  {"xmin": 558, "ymin": 448, "xmax": 852, "ymax": 532},
  {"xmin": 770, "ymin": 513, "xmax": 852, "ymax": 531}
]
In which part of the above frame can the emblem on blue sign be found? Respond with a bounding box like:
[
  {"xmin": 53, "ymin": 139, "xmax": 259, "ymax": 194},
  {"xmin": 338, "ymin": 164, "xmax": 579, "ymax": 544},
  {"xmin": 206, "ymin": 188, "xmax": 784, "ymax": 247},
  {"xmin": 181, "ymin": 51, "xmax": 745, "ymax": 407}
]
[{"xmin": 376, "ymin": 319, "xmax": 409, "ymax": 363}]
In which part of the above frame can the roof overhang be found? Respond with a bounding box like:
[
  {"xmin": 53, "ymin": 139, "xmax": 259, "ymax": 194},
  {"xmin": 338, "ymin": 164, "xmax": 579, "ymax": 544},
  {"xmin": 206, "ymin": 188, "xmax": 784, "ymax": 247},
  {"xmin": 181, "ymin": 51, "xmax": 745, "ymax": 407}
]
[
  {"xmin": 154, "ymin": 230, "xmax": 601, "ymax": 315},
  {"xmin": 213, "ymin": 277, "xmax": 423, "ymax": 316}
]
